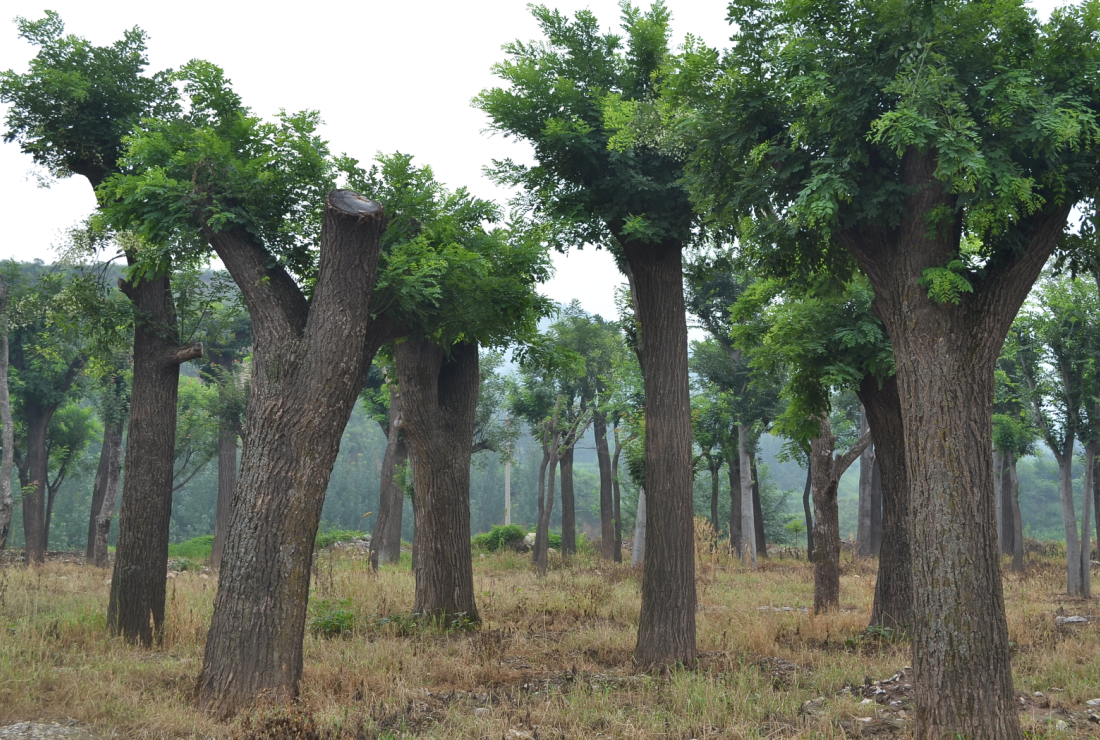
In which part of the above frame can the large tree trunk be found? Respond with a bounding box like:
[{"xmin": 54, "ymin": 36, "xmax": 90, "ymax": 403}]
[
  {"xmin": 396, "ymin": 339, "xmax": 480, "ymax": 622},
  {"xmin": 728, "ymin": 445, "xmax": 742, "ymax": 558},
  {"xmin": 631, "ymin": 487, "xmax": 646, "ymax": 566},
  {"xmin": 91, "ymin": 420, "xmax": 124, "ymax": 568},
  {"xmin": 857, "ymin": 408, "xmax": 876, "ymax": 557},
  {"xmin": 108, "ymin": 273, "xmax": 201, "ymax": 642},
  {"xmin": 858, "ymin": 374, "xmax": 911, "ymax": 631},
  {"xmin": 0, "ymin": 279, "xmax": 13, "ymax": 551},
  {"xmin": 624, "ymin": 240, "xmax": 696, "ymax": 668},
  {"xmin": 839, "ymin": 149, "xmax": 1068, "ymax": 739},
  {"xmin": 738, "ymin": 424, "xmax": 756, "ymax": 567},
  {"xmin": 371, "ymin": 388, "xmax": 406, "ymax": 567},
  {"xmin": 560, "ymin": 444, "xmax": 576, "ymax": 555},
  {"xmin": 595, "ymin": 414, "xmax": 615, "ymax": 559},
  {"xmin": 810, "ymin": 415, "xmax": 870, "ymax": 614},
  {"xmin": 751, "ymin": 452, "xmax": 766, "ymax": 558},
  {"xmin": 210, "ymin": 429, "xmax": 237, "ymax": 568},
  {"xmin": 198, "ymin": 191, "xmax": 384, "ymax": 716},
  {"xmin": 21, "ymin": 403, "xmax": 51, "ymax": 563}
]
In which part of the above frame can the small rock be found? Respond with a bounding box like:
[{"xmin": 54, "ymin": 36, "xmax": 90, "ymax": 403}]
[
  {"xmin": 506, "ymin": 731, "xmax": 534, "ymax": 740},
  {"xmin": 801, "ymin": 697, "xmax": 826, "ymax": 716},
  {"xmin": 523, "ymin": 533, "xmax": 536, "ymax": 547},
  {"xmin": 857, "ymin": 717, "xmax": 873, "ymax": 723},
  {"xmin": 1035, "ymin": 692, "xmax": 1045, "ymax": 697},
  {"xmin": 860, "ymin": 698, "xmax": 873, "ymax": 705},
  {"xmin": 1054, "ymin": 720, "xmax": 1068, "ymax": 732},
  {"xmin": 473, "ymin": 707, "xmax": 490, "ymax": 718},
  {"xmin": 1055, "ymin": 615, "xmax": 1088, "ymax": 625},
  {"xmin": 1087, "ymin": 698, "xmax": 1100, "ymax": 707}
]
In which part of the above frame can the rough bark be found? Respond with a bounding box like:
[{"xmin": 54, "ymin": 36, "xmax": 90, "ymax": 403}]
[
  {"xmin": 371, "ymin": 388, "xmax": 406, "ymax": 567},
  {"xmin": 210, "ymin": 429, "xmax": 237, "ymax": 569},
  {"xmin": 21, "ymin": 403, "xmax": 53, "ymax": 562},
  {"xmin": 869, "ymin": 453, "xmax": 883, "ymax": 556},
  {"xmin": 1006, "ymin": 452, "xmax": 1025, "ymax": 573},
  {"xmin": 738, "ymin": 424, "xmax": 756, "ymax": 567},
  {"xmin": 993, "ymin": 449, "xmax": 1005, "ymax": 555},
  {"xmin": 198, "ymin": 191, "xmax": 384, "ymax": 716},
  {"xmin": 751, "ymin": 453, "xmax": 766, "ymax": 558},
  {"xmin": 0, "ymin": 278, "xmax": 11, "ymax": 552},
  {"xmin": 623, "ymin": 239, "xmax": 696, "ymax": 668},
  {"xmin": 857, "ymin": 408, "xmax": 875, "ymax": 557},
  {"xmin": 801, "ymin": 466, "xmax": 813, "ymax": 560},
  {"xmin": 1055, "ymin": 443, "xmax": 1083, "ymax": 595},
  {"xmin": 859, "ymin": 374, "xmax": 911, "ymax": 631},
  {"xmin": 91, "ymin": 422, "xmax": 124, "ymax": 568},
  {"xmin": 998, "ymin": 453, "xmax": 1014, "ymax": 557},
  {"xmin": 560, "ymin": 444, "xmax": 576, "ymax": 555},
  {"xmin": 631, "ymin": 487, "xmax": 646, "ymax": 566},
  {"xmin": 1080, "ymin": 444, "xmax": 1093, "ymax": 598},
  {"xmin": 108, "ymin": 270, "xmax": 201, "ymax": 641},
  {"xmin": 532, "ymin": 422, "xmax": 552, "ymax": 566},
  {"xmin": 396, "ymin": 339, "xmax": 480, "ymax": 622},
  {"xmin": 708, "ymin": 458, "xmax": 721, "ymax": 538},
  {"xmin": 838, "ymin": 148, "xmax": 1067, "ymax": 739},
  {"xmin": 595, "ymin": 414, "xmax": 615, "ymax": 559},
  {"xmin": 810, "ymin": 416, "xmax": 871, "ymax": 613},
  {"xmin": 611, "ymin": 427, "xmax": 625, "ymax": 562},
  {"xmin": 728, "ymin": 445, "xmax": 742, "ymax": 558}
]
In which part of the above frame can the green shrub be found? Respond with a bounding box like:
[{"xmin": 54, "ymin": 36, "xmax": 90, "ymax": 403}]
[
  {"xmin": 472, "ymin": 524, "xmax": 527, "ymax": 552},
  {"xmin": 167, "ymin": 535, "xmax": 214, "ymax": 561},
  {"xmin": 315, "ymin": 529, "xmax": 360, "ymax": 550},
  {"xmin": 167, "ymin": 558, "xmax": 202, "ymax": 572},
  {"xmin": 308, "ymin": 598, "xmax": 356, "ymax": 638},
  {"xmin": 547, "ymin": 531, "xmax": 562, "ymax": 550}
]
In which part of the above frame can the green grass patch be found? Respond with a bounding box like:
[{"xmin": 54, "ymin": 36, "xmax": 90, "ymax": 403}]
[{"xmin": 167, "ymin": 535, "xmax": 213, "ymax": 561}]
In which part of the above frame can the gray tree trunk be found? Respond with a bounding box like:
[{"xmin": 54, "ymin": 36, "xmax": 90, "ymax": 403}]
[
  {"xmin": 992, "ymin": 449, "xmax": 1004, "ymax": 556},
  {"xmin": 738, "ymin": 424, "xmax": 755, "ymax": 567},
  {"xmin": 1080, "ymin": 444, "xmax": 1093, "ymax": 598},
  {"xmin": 631, "ymin": 487, "xmax": 646, "ymax": 566},
  {"xmin": 0, "ymin": 278, "xmax": 13, "ymax": 550},
  {"xmin": 1008, "ymin": 452, "xmax": 1025, "ymax": 573},
  {"xmin": 371, "ymin": 388, "xmax": 406, "ymax": 567},
  {"xmin": 1055, "ymin": 442, "xmax": 1083, "ymax": 596},
  {"xmin": 857, "ymin": 409, "xmax": 875, "ymax": 557},
  {"xmin": 91, "ymin": 425, "xmax": 124, "ymax": 568}
]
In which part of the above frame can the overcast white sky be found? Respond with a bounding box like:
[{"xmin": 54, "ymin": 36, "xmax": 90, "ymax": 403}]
[{"xmin": 0, "ymin": 0, "xmax": 1066, "ymax": 321}]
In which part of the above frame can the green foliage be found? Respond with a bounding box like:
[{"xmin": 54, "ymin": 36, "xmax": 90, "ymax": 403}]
[
  {"xmin": 472, "ymin": 524, "xmax": 527, "ymax": 552},
  {"xmin": 917, "ymin": 261, "xmax": 974, "ymax": 305},
  {"xmin": 167, "ymin": 535, "xmax": 214, "ymax": 561},
  {"xmin": 308, "ymin": 598, "xmax": 356, "ymax": 638},
  {"xmin": 314, "ymin": 530, "xmax": 361, "ymax": 550}
]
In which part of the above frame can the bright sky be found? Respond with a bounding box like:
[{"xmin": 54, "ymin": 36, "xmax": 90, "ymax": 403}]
[{"xmin": 0, "ymin": 0, "xmax": 1067, "ymax": 321}]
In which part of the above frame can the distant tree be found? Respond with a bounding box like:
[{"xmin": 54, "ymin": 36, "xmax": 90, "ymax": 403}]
[{"xmin": 0, "ymin": 277, "xmax": 13, "ymax": 550}]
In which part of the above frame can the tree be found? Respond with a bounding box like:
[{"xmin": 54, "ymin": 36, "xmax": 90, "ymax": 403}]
[
  {"xmin": 362, "ymin": 364, "xmax": 406, "ymax": 568},
  {"xmin": 477, "ymin": 3, "xmax": 699, "ymax": 666},
  {"xmin": 0, "ymin": 277, "xmax": 13, "ymax": 550},
  {"xmin": 1013, "ymin": 273, "xmax": 1098, "ymax": 597},
  {"xmin": 661, "ymin": 2, "xmax": 1100, "ymax": 733},
  {"xmin": 1, "ymin": 12, "xmax": 199, "ymax": 639},
  {"xmin": 99, "ymin": 62, "xmax": 389, "ymax": 714}
]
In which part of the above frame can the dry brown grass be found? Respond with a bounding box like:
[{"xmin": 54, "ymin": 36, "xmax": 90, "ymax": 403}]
[{"xmin": 1, "ymin": 531, "xmax": 1098, "ymax": 739}]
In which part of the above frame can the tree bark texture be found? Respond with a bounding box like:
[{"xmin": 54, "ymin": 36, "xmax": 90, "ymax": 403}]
[
  {"xmin": 728, "ymin": 446, "xmax": 742, "ymax": 558},
  {"xmin": 857, "ymin": 408, "xmax": 876, "ymax": 557},
  {"xmin": 838, "ymin": 148, "xmax": 1069, "ymax": 739},
  {"xmin": 997, "ymin": 454, "xmax": 1014, "ymax": 557},
  {"xmin": 595, "ymin": 414, "xmax": 615, "ymax": 559},
  {"xmin": 810, "ymin": 417, "xmax": 871, "ymax": 614},
  {"xmin": 1080, "ymin": 445, "xmax": 1093, "ymax": 598},
  {"xmin": 560, "ymin": 445, "xmax": 576, "ymax": 555},
  {"xmin": 1008, "ymin": 452, "xmax": 1025, "ymax": 573},
  {"xmin": 395, "ymin": 339, "xmax": 481, "ymax": 622},
  {"xmin": 371, "ymin": 388, "xmax": 406, "ymax": 567},
  {"xmin": 858, "ymin": 374, "xmax": 911, "ymax": 631},
  {"xmin": 870, "ymin": 454, "xmax": 883, "ymax": 555},
  {"xmin": 709, "ymin": 458, "xmax": 721, "ymax": 538},
  {"xmin": 802, "ymin": 466, "xmax": 813, "ymax": 560},
  {"xmin": 738, "ymin": 425, "xmax": 756, "ymax": 567},
  {"xmin": 108, "ymin": 273, "xmax": 200, "ymax": 641},
  {"xmin": 751, "ymin": 453, "xmax": 766, "ymax": 557},
  {"xmin": 210, "ymin": 429, "xmax": 237, "ymax": 569},
  {"xmin": 1054, "ymin": 445, "xmax": 1084, "ymax": 596},
  {"xmin": 993, "ymin": 449, "xmax": 1005, "ymax": 555},
  {"xmin": 625, "ymin": 238, "xmax": 696, "ymax": 668},
  {"xmin": 21, "ymin": 403, "xmax": 54, "ymax": 561},
  {"xmin": 89, "ymin": 420, "xmax": 124, "ymax": 567},
  {"xmin": 611, "ymin": 428, "xmax": 625, "ymax": 563},
  {"xmin": 198, "ymin": 191, "xmax": 384, "ymax": 716},
  {"xmin": 533, "ymin": 423, "xmax": 553, "ymax": 567},
  {"xmin": 0, "ymin": 279, "xmax": 12, "ymax": 551}
]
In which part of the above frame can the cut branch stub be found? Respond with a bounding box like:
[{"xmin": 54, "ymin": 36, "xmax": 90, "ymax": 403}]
[{"xmin": 167, "ymin": 343, "xmax": 204, "ymax": 365}]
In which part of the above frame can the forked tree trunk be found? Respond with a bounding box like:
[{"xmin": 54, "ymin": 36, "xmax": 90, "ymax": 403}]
[
  {"xmin": 595, "ymin": 414, "xmax": 615, "ymax": 559},
  {"xmin": 859, "ymin": 374, "xmax": 911, "ymax": 631},
  {"xmin": 727, "ymin": 446, "xmax": 742, "ymax": 558},
  {"xmin": 631, "ymin": 487, "xmax": 646, "ymax": 566},
  {"xmin": 560, "ymin": 444, "xmax": 576, "ymax": 555},
  {"xmin": 396, "ymin": 339, "xmax": 480, "ymax": 622},
  {"xmin": 0, "ymin": 278, "xmax": 13, "ymax": 551},
  {"xmin": 810, "ymin": 415, "xmax": 871, "ymax": 614},
  {"xmin": 109, "ymin": 272, "xmax": 201, "ymax": 642},
  {"xmin": 91, "ymin": 422, "xmax": 124, "ymax": 568},
  {"xmin": 198, "ymin": 191, "xmax": 384, "ymax": 716},
  {"xmin": 751, "ymin": 453, "xmax": 766, "ymax": 557},
  {"xmin": 210, "ymin": 429, "xmax": 237, "ymax": 568},
  {"xmin": 371, "ymin": 388, "xmax": 406, "ymax": 567},
  {"xmin": 738, "ymin": 424, "xmax": 755, "ymax": 567},
  {"xmin": 857, "ymin": 408, "xmax": 875, "ymax": 557},
  {"xmin": 839, "ymin": 149, "xmax": 1068, "ymax": 739},
  {"xmin": 623, "ymin": 240, "xmax": 696, "ymax": 668}
]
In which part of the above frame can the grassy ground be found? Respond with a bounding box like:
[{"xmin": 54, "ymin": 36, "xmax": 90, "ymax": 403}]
[{"xmin": 1, "ymin": 525, "xmax": 1098, "ymax": 739}]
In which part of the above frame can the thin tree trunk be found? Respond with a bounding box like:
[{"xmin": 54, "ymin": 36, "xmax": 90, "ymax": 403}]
[
  {"xmin": 536, "ymin": 450, "xmax": 559, "ymax": 576},
  {"xmin": 810, "ymin": 414, "xmax": 871, "ymax": 613},
  {"xmin": 869, "ymin": 453, "xmax": 883, "ymax": 556},
  {"xmin": 859, "ymin": 374, "xmax": 911, "ymax": 631},
  {"xmin": 993, "ymin": 449, "xmax": 1004, "ymax": 556},
  {"xmin": 211, "ymin": 429, "xmax": 237, "ymax": 568},
  {"xmin": 1054, "ymin": 445, "xmax": 1083, "ymax": 596},
  {"xmin": 709, "ymin": 459, "xmax": 721, "ymax": 538},
  {"xmin": 0, "ymin": 278, "xmax": 11, "ymax": 551},
  {"xmin": 533, "ymin": 423, "xmax": 552, "ymax": 565},
  {"xmin": 728, "ymin": 444, "xmax": 742, "ymax": 559},
  {"xmin": 738, "ymin": 424, "xmax": 756, "ymax": 567},
  {"xmin": 109, "ymin": 272, "xmax": 202, "ymax": 642},
  {"xmin": 560, "ymin": 444, "xmax": 576, "ymax": 556},
  {"xmin": 595, "ymin": 414, "xmax": 615, "ymax": 559},
  {"xmin": 611, "ymin": 428, "xmax": 624, "ymax": 563},
  {"xmin": 87, "ymin": 423, "xmax": 119, "ymax": 559},
  {"xmin": 999, "ymin": 453, "xmax": 1014, "ymax": 557},
  {"xmin": 1008, "ymin": 452, "xmax": 1025, "ymax": 573},
  {"xmin": 21, "ymin": 403, "xmax": 51, "ymax": 563},
  {"xmin": 92, "ymin": 421, "xmax": 124, "ymax": 568},
  {"xmin": 1094, "ymin": 449, "xmax": 1100, "ymax": 568},
  {"xmin": 802, "ymin": 469, "xmax": 813, "ymax": 560},
  {"xmin": 396, "ymin": 339, "xmax": 480, "ymax": 622},
  {"xmin": 631, "ymin": 487, "xmax": 646, "ymax": 566},
  {"xmin": 751, "ymin": 452, "xmax": 766, "ymax": 558},
  {"xmin": 371, "ymin": 388, "xmax": 406, "ymax": 567},
  {"xmin": 623, "ymin": 242, "xmax": 696, "ymax": 668},
  {"xmin": 198, "ymin": 191, "xmax": 384, "ymax": 716},
  {"xmin": 857, "ymin": 408, "xmax": 874, "ymax": 557},
  {"xmin": 1080, "ymin": 443, "xmax": 1093, "ymax": 599}
]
